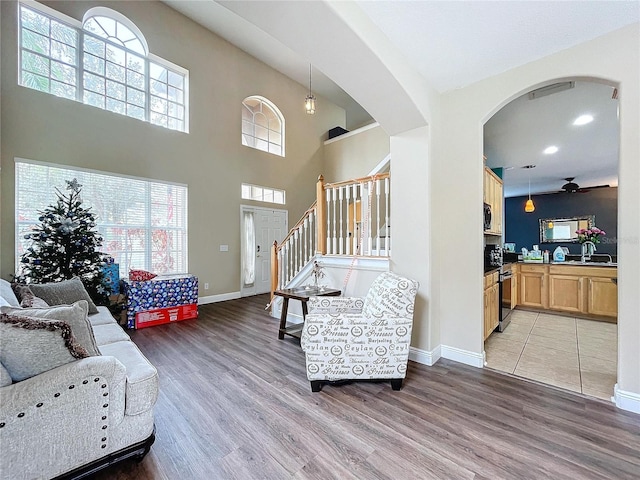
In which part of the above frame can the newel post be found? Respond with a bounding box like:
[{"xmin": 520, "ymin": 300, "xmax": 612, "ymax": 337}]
[
  {"xmin": 316, "ymin": 175, "xmax": 327, "ymax": 254},
  {"xmin": 270, "ymin": 240, "xmax": 278, "ymax": 301}
]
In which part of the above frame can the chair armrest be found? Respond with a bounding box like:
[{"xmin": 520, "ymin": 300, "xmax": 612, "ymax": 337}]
[{"xmin": 307, "ymin": 296, "xmax": 364, "ymax": 314}]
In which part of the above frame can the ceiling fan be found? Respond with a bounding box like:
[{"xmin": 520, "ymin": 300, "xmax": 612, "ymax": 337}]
[{"xmin": 560, "ymin": 177, "xmax": 609, "ymax": 193}]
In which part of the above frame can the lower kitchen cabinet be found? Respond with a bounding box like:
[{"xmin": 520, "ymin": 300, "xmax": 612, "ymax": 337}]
[
  {"xmin": 548, "ymin": 274, "xmax": 584, "ymax": 313},
  {"xmin": 517, "ymin": 264, "xmax": 617, "ymax": 320},
  {"xmin": 519, "ymin": 265, "xmax": 547, "ymax": 309},
  {"xmin": 484, "ymin": 271, "xmax": 499, "ymax": 340},
  {"xmin": 587, "ymin": 276, "xmax": 618, "ymax": 317}
]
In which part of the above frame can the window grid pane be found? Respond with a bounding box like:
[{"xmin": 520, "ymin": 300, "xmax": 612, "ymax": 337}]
[
  {"xmin": 241, "ymin": 97, "xmax": 284, "ymax": 157},
  {"xmin": 241, "ymin": 183, "xmax": 285, "ymax": 205},
  {"xmin": 15, "ymin": 161, "xmax": 188, "ymax": 275},
  {"xmin": 18, "ymin": 4, "xmax": 188, "ymax": 133}
]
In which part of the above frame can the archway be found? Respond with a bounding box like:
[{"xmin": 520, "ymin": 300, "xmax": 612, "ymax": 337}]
[{"xmin": 482, "ymin": 77, "xmax": 620, "ymax": 401}]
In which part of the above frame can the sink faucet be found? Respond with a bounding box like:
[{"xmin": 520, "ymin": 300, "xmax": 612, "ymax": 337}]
[{"xmin": 581, "ymin": 241, "xmax": 596, "ymax": 262}]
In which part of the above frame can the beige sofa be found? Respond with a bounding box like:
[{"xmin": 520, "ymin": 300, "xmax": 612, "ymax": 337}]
[{"xmin": 0, "ymin": 278, "xmax": 158, "ymax": 480}]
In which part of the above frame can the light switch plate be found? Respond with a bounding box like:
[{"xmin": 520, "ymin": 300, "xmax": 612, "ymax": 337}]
[{"xmin": 220, "ymin": 244, "xmax": 229, "ymax": 252}]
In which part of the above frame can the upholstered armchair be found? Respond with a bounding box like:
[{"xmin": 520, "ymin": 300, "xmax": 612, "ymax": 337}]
[{"xmin": 300, "ymin": 272, "xmax": 419, "ymax": 392}]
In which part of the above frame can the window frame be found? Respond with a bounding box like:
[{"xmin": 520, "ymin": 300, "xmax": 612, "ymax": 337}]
[
  {"xmin": 241, "ymin": 182, "xmax": 286, "ymax": 205},
  {"xmin": 15, "ymin": 158, "xmax": 189, "ymax": 276},
  {"xmin": 241, "ymin": 96, "xmax": 285, "ymax": 157},
  {"xmin": 18, "ymin": 0, "xmax": 189, "ymax": 133}
]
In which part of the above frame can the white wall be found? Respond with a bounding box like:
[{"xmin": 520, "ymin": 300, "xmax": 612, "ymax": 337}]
[{"xmin": 428, "ymin": 24, "xmax": 640, "ymax": 405}]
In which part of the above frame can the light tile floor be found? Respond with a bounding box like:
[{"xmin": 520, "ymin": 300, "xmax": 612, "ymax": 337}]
[{"xmin": 484, "ymin": 309, "xmax": 617, "ymax": 401}]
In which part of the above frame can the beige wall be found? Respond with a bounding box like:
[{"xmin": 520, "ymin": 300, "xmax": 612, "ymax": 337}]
[
  {"xmin": 322, "ymin": 124, "xmax": 389, "ymax": 182},
  {"xmin": 0, "ymin": 0, "xmax": 345, "ymax": 296}
]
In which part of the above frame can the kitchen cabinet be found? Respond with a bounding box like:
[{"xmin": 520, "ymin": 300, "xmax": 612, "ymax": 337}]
[
  {"xmin": 483, "ymin": 166, "xmax": 503, "ymax": 236},
  {"xmin": 518, "ymin": 264, "xmax": 617, "ymax": 320},
  {"xmin": 519, "ymin": 264, "xmax": 547, "ymax": 309},
  {"xmin": 484, "ymin": 271, "xmax": 499, "ymax": 340},
  {"xmin": 587, "ymin": 277, "xmax": 617, "ymax": 317}
]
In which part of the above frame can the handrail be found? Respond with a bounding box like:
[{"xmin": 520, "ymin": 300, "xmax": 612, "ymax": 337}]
[
  {"xmin": 276, "ymin": 201, "xmax": 317, "ymax": 253},
  {"xmin": 324, "ymin": 172, "xmax": 390, "ymax": 190}
]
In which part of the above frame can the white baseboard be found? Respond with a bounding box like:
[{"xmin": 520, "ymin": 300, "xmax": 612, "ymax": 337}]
[
  {"xmin": 441, "ymin": 345, "xmax": 484, "ymax": 368},
  {"xmin": 409, "ymin": 346, "xmax": 441, "ymax": 366},
  {"xmin": 614, "ymin": 383, "xmax": 640, "ymax": 414},
  {"xmin": 198, "ymin": 291, "xmax": 241, "ymax": 305}
]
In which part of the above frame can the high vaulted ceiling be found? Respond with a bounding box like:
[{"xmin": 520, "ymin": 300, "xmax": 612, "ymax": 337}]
[{"xmin": 163, "ymin": 0, "xmax": 639, "ymax": 194}]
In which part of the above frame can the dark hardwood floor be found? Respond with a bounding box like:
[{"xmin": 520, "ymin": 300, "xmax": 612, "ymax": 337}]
[{"xmin": 93, "ymin": 294, "xmax": 640, "ymax": 479}]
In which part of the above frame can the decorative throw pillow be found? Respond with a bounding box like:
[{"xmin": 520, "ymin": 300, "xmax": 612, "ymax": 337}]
[
  {"xmin": 19, "ymin": 288, "xmax": 49, "ymax": 308},
  {"xmin": 0, "ymin": 313, "xmax": 89, "ymax": 382},
  {"xmin": 0, "ymin": 279, "xmax": 20, "ymax": 307},
  {"xmin": 129, "ymin": 269, "xmax": 157, "ymax": 282},
  {"xmin": 0, "ymin": 301, "xmax": 100, "ymax": 356},
  {"xmin": 28, "ymin": 277, "xmax": 99, "ymax": 315}
]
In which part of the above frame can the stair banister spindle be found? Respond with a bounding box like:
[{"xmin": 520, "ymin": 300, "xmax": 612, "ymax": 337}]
[
  {"xmin": 331, "ymin": 187, "xmax": 337, "ymax": 255},
  {"xmin": 376, "ymin": 178, "xmax": 381, "ymax": 256},
  {"xmin": 367, "ymin": 180, "xmax": 373, "ymax": 256},
  {"xmin": 345, "ymin": 185, "xmax": 351, "ymax": 255},
  {"xmin": 338, "ymin": 186, "xmax": 344, "ymax": 255},
  {"xmin": 385, "ymin": 176, "xmax": 390, "ymax": 254},
  {"xmin": 353, "ymin": 183, "xmax": 359, "ymax": 255}
]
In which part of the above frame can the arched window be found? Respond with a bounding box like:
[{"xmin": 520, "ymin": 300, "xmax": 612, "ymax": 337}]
[
  {"xmin": 18, "ymin": 3, "xmax": 188, "ymax": 132},
  {"xmin": 242, "ymin": 96, "xmax": 285, "ymax": 156},
  {"xmin": 83, "ymin": 7, "xmax": 148, "ymax": 55}
]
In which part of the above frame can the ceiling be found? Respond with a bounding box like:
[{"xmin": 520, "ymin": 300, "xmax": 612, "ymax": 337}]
[
  {"xmin": 484, "ymin": 81, "xmax": 620, "ymax": 198},
  {"xmin": 162, "ymin": 1, "xmax": 638, "ymax": 190}
]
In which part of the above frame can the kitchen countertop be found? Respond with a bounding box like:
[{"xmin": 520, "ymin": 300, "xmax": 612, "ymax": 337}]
[{"xmin": 518, "ymin": 261, "xmax": 617, "ymax": 267}]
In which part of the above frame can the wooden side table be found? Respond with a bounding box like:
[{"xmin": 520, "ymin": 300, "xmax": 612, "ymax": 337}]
[{"xmin": 274, "ymin": 287, "xmax": 341, "ymax": 339}]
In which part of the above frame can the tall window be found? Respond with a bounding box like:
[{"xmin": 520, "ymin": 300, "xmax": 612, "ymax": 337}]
[
  {"xmin": 15, "ymin": 160, "xmax": 188, "ymax": 275},
  {"xmin": 242, "ymin": 96, "xmax": 285, "ymax": 156},
  {"xmin": 19, "ymin": 2, "xmax": 188, "ymax": 132}
]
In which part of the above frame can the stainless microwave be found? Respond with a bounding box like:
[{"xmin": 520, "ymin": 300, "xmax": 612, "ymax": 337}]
[{"xmin": 483, "ymin": 203, "xmax": 492, "ymax": 231}]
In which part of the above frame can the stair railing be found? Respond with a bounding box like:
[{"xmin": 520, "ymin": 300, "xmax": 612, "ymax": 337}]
[{"xmin": 271, "ymin": 173, "xmax": 390, "ymax": 298}]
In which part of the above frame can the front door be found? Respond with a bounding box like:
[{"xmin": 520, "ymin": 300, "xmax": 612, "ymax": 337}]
[{"xmin": 241, "ymin": 206, "xmax": 287, "ymax": 296}]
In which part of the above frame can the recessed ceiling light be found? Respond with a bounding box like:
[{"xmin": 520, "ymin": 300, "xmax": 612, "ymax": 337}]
[
  {"xmin": 544, "ymin": 146, "xmax": 558, "ymax": 154},
  {"xmin": 573, "ymin": 114, "xmax": 594, "ymax": 126}
]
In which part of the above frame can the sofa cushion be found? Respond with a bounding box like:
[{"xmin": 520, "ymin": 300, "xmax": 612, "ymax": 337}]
[
  {"xmin": 88, "ymin": 306, "xmax": 118, "ymax": 326},
  {"xmin": 92, "ymin": 323, "xmax": 131, "ymax": 346},
  {"xmin": 0, "ymin": 313, "xmax": 89, "ymax": 382},
  {"xmin": 28, "ymin": 277, "xmax": 99, "ymax": 314},
  {"xmin": 98, "ymin": 341, "xmax": 158, "ymax": 415},
  {"xmin": 0, "ymin": 279, "xmax": 20, "ymax": 307},
  {"xmin": 19, "ymin": 289, "xmax": 49, "ymax": 308},
  {"xmin": 0, "ymin": 362, "xmax": 12, "ymax": 387},
  {"xmin": 1, "ymin": 301, "xmax": 100, "ymax": 357}
]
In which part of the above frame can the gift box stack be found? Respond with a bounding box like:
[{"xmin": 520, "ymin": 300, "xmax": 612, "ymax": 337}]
[{"xmin": 124, "ymin": 274, "xmax": 199, "ymax": 329}]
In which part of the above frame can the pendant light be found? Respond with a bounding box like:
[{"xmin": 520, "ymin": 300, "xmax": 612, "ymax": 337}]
[
  {"xmin": 524, "ymin": 165, "xmax": 535, "ymax": 213},
  {"xmin": 304, "ymin": 64, "xmax": 316, "ymax": 115}
]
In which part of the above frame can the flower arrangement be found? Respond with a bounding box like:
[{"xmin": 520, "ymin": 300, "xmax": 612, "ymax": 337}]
[{"xmin": 576, "ymin": 227, "xmax": 606, "ymax": 244}]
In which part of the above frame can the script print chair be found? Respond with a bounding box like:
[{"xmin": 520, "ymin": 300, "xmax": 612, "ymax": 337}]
[{"xmin": 300, "ymin": 272, "xmax": 419, "ymax": 392}]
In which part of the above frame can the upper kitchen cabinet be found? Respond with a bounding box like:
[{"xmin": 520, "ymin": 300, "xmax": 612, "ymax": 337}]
[{"xmin": 483, "ymin": 166, "xmax": 503, "ymax": 236}]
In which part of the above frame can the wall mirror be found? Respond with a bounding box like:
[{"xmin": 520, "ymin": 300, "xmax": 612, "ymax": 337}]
[{"xmin": 539, "ymin": 215, "xmax": 595, "ymax": 243}]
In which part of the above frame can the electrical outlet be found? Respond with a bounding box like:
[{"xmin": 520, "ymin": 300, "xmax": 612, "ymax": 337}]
[{"xmin": 204, "ymin": 283, "xmax": 209, "ymax": 290}]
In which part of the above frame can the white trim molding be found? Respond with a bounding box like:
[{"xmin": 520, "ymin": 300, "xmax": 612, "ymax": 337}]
[
  {"xmin": 323, "ymin": 122, "xmax": 380, "ymax": 145},
  {"xmin": 409, "ymin": 346, "xmax": 441, "ymax": 366},
  {"xmin": 614, "ymin": 383, "xmax": 640, "ymax": 414},
  {"xmin": 441, "ymin": 345, "xmax": 485, "ymax": 368},
  {"xmin": 198, "ymin": 292, "xmax": 241, "ymax": 305}
]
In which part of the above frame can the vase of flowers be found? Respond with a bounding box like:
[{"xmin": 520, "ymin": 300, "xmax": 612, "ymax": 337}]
[
  {"xmin": 576, "ymin": 227, "xmax": 606, "ymax": 256},
  {"xmin": 311, "ymin": 260, "xmax": 325, "ymax": 290}
]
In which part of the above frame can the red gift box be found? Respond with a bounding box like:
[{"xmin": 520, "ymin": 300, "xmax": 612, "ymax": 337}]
[{"xmin": 134, "ymin": 303, "xmax": 198, "ymax": 329}]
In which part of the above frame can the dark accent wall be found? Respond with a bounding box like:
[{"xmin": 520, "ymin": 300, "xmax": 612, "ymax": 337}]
[{"xmin": 505, "ymin": 187, "xmax": 617, "ymax": 255}]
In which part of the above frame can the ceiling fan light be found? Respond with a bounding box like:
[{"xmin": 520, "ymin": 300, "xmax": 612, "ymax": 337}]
[{"xmin": 525, "ymin": 199, "xmax": 535, "ymax": 212}]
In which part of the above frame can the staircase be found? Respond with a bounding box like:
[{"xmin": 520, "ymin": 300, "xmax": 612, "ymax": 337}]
[{"xmin": 270, "ymin": 172, "xmax": 391, "ymax": 297}]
